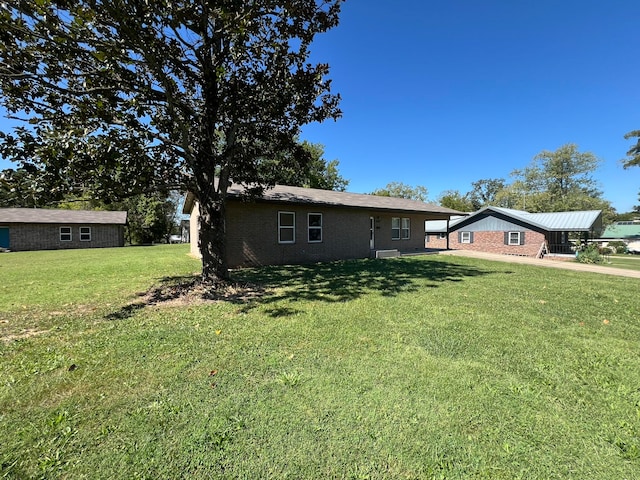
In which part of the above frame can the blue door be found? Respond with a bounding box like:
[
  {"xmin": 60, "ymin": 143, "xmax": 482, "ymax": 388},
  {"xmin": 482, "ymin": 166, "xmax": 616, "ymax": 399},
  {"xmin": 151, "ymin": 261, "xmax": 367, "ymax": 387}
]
[{"xmin": 0, "ymin": 227, "xmax": 9, "ymax": 249}]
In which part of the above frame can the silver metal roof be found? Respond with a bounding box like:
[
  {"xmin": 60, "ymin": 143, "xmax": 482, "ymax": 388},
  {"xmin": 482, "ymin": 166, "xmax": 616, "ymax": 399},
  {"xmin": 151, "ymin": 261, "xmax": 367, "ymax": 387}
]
[
  {"xmin": 426, "ymin": 207, "xmax": 602, "ymax": 233},
  {"xmin": 0, "ymin": 208, "xmax": 127, "ymax": 225}
]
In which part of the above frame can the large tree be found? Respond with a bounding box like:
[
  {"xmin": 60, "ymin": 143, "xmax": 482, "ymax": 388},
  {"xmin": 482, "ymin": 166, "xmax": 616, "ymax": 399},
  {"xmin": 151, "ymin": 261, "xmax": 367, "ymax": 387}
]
[
  {"xmin": 0, "ymin": 1, "xmax": 343, "ymax": 281},
  {"xmin": 509, "ymin": 144, "xmax": 603, "ymax": 212},
  {"xmin": 259, "ymin": 139, "xmax": 349, "ymax": 191},
  {"xmin": 467, "ymin": 178, "xmax": 507, "ymax": 210},
  {"xmin": 623, "ymin": 130, "xmax": 640, "ymax": 169},
  {"xmin": 370, "ymin": 182, "xmax": 429, "ymax": 202},
  {"xmin": 437, "ymin": 189, "xmax": 473, "ymax": 212}
]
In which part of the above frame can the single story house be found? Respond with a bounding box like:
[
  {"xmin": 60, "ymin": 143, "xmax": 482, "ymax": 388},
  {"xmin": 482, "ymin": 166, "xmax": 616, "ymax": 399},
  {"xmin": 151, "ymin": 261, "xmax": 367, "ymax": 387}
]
[
  {"xmin": 425, "ymin": 206, "xmax": 602, "ymax": 257},
  {"xmin": 0, "ymin": 208, "xmax": 127, "ymax": 252},
  {"xmin": 183, "ymin": 184, "xmax": 463, "ymax": 267}
]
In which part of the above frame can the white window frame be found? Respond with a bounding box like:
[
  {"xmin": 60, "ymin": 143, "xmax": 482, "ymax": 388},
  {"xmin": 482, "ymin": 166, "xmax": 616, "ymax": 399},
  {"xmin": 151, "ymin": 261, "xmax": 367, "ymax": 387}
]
[
  {"xmin": 278, "ymin": 211, "xmax": 295, "ymax": 244},
  {"xmin": 460, "ymin": 231, "xmax": 472, "ymax": 244},
  {"xmin": 508, "ymin": 231, "xmax": 521, "ymax": 245},
  {"xmin": 307, "ymin": 213, "xmax": 322, "ymax": 243},
  {"xmin": 401, "ymin": 218, "xmax": 410, "ymax": 239},
  {"xmin": 60, "ymin": 226, "xmax": 72, "ymax": 242},
  {"xmin": 80, "ymin": 226, "xmax": 92, "ymax": 242},
  {"xmin": 391, "ymin": 217, "xmax": 401, "ymax": 240}
]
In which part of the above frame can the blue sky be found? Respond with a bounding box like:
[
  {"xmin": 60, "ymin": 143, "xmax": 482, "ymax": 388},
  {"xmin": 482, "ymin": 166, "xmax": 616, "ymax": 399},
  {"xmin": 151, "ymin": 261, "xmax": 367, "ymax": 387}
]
[
  {"xmin": 299, "ymin": 0, "xmax": 640, "ymax": 212},
  {"xmin": 1, "ymin": 1, "xmax": 639, "ymax": 212}
]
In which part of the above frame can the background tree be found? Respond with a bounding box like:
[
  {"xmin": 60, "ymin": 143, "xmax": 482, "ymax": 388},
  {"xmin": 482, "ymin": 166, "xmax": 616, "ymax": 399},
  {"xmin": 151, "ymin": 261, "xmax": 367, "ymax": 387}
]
[
  {"xmin": 510, "ymin": 144, "xmax": 604, "ymax": 212},
  {"xmin": 0, "ymin": 1, "xmax": 343, "ymax": 282},
  {"xmin": 437, "ymin": 190, "xmax": 473, "ymax": 212},
  {"xmin": 623, "ymin": 130, "xmax": 640, "ymax": 169},
  {"xmin": 370, "ymin": 182, "xmax": 429, "ymax": 202},
  {"xmin": 467, "ymin": 178, "xmax": 507, "ymax": 210},
  {"xmin": 0, "ymin": 167, "xmax": 58, "ymax": 207},
  {"xmin": 120, "ymin": 193, "xmax": 178, "ymax": 244},
  {"xmin": 259, "ymin": 140, "xmax": 349, "ymax": 191}
]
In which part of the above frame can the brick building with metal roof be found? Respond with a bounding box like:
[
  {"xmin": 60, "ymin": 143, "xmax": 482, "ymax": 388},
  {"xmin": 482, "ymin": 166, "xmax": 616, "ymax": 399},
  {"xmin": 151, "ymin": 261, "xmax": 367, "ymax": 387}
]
[{"xmin": 425, "ymin": 206, "xmax": 603, "ymax": 258}]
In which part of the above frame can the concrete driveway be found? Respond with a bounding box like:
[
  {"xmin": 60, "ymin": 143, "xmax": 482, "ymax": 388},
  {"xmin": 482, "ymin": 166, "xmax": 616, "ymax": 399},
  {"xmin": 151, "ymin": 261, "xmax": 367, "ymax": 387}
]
[{"xmin": 439, "ymin": 250, "xmax": 640, "ymax": 279}]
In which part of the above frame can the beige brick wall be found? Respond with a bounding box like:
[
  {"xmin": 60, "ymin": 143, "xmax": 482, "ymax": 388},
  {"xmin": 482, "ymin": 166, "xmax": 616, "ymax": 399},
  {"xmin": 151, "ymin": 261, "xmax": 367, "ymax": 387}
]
[
  {"xmin": 426, "ymin": 230, "xmax": 545, "ymax": 256},
  {"xmin": 2, "ymin": 223, "xmax": 124, "ymax": 251}
]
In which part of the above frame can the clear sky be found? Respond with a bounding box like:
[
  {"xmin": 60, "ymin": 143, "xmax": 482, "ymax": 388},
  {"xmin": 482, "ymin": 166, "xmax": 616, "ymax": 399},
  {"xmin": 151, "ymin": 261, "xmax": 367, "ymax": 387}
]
[
  {"xmin": 1, "ymin": 1, "xmax": 639, "ymax": 212},
  {"xmin": 299, "ymin": 0, "xmax": 640, "ymax": 212}
]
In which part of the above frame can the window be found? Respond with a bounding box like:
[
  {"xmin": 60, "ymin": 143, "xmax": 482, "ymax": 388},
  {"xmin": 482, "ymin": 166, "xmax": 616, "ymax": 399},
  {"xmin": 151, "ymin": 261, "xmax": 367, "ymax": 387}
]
[
  {"xmin": 308, "ymin": 213, "xmax": 322, "ymax": 243},
  {"xmin": 438, "ymin": 233, "xmax": 447, "ymax": 239},
  {"xmin": 278, "ymin": 212, "xmax": 295, "ymax": 244},
  {"xmin": 60, "ymin": 227, "xmax": 72, "ymax": 242},
  {"xmin": 505, "ymin": 231, "xmax": 524, "ymax": 245},
  {"xmin": 460, "ymin": 231, "xmax": 473, "ymax": 244},
  {"xmin": 392, "ymin": 217, "xmax": 410, "ymax": 240},
  {"xmin": 401, "ymin": 218, "xmax": 410, "ymax": 239},
  {"xmin": 80, "ymin": 227, "xmax": 92, "ymax": 242},
  {"xmin": 508, "ymin": 231, "xmax": 521, "ymax": 245},
  {"xmin": 391, "ymin": 217, "xmax": 400, "ymax": 240}
]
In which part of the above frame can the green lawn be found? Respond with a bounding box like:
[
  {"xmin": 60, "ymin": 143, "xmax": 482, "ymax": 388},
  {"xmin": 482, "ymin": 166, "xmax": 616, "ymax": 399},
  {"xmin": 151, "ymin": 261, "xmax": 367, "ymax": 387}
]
[
  {"xmin": 604, "ymin": 254, "xmax": 640, "ymax": 272},
  {"xmin": 1, "ymin": 245, "xmax": 639, "ymax": 479}
]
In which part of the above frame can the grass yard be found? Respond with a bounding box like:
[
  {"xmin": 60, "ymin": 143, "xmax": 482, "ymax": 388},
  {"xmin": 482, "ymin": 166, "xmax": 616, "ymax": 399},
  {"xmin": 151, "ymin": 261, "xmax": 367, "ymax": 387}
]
[
  {"xmin": 1, "ymin": 245, "xmax": 639, "ymax": 479},
  {"xmin": 604, "ymin": 254, "xmax": 640, "ymax": 272}
]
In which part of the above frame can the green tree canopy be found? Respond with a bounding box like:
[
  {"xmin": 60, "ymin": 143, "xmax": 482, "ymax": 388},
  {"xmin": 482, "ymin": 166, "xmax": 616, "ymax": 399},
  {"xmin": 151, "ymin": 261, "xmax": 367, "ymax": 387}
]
[
  {"xmin": 623, "ymin": 130, "xmax": 640, "ymax": 169},
  {"xmin": 468, "ymin": 178, "xmax": 507, "ymax": 210},
  {"xmin": 509, "ymin": 144, "xmax": 603, "ymax": 212},
  {"xmin": 437, "ymin": 190, "xmax": 474, "ymax": 212},
  {"xmin": 0, "ymin": 1, "xmax": 343, "ymax": 281},
  {"xmin": 259, "ymin": 140, "xmax": 349, "ymax": 191},
  {"xmin": 370, "ymin": 182, "xmax": 429, "ymax": 202}
]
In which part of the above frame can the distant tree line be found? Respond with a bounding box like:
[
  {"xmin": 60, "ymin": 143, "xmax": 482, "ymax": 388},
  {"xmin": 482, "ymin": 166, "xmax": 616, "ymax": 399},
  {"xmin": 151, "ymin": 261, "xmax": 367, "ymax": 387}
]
[{"xmin": 371, "ymin": 143, "xmax": 638, "ymax": 226}]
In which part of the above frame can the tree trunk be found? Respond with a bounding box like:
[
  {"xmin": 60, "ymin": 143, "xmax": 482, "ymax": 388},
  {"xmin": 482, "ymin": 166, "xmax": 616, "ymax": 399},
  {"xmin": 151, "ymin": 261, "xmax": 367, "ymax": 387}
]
[{"xmin": 197, "ymin": 192, "xmax": 229, "ymax": 282}]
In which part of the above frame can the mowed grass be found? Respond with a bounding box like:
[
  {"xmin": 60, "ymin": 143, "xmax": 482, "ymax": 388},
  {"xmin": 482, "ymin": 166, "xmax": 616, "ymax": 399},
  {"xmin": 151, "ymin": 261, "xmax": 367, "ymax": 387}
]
[
  {"xmin": 1, "ymin": 245, "xmax": 639, "ymax": 479},
  {"xmin": 605, "ymin": 254, "xmax": 640, "ymax": 272}
]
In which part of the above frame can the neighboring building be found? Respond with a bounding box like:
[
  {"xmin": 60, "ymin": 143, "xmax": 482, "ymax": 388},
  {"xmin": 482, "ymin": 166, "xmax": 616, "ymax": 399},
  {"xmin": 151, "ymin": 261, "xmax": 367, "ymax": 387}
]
[
  {"xmin": 183, "ymin": 184, "xmax": 462, "ymax": 267},
  {"xmin": 425, "ymin": 207, "xmax": 602, "ymax": 257},
  {"xmin": 599, "ymin": 221, "xmax": 640, "ymax": 243},
  {"xmin": 0, "ymin": 208, "xmax": 127, "ymax": 252}
]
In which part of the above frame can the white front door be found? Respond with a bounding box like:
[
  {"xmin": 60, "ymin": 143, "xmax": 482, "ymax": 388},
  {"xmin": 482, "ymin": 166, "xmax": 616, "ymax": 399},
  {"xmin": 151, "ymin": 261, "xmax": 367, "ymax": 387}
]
[{"xmin": 369, "ymin": 217, "xmax": 375, "ymax": 249}]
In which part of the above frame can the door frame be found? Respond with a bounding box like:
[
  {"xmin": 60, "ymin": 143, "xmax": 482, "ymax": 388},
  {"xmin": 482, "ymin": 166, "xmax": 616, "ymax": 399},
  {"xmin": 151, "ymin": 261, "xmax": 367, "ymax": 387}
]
[{"xmin": 0, "ymin": 227, "xmax": 9, "ymax": 249}]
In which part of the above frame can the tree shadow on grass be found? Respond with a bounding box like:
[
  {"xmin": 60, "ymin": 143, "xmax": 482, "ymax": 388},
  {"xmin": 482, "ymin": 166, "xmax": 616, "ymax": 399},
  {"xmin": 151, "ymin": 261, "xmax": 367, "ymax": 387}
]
[
  {"xmin": 233, "ymin": 256, "xmax": 494, "ymax": 316},
  {"xmin": 105, "ymin": 256, "xmax": 494, "ymax": 320}
]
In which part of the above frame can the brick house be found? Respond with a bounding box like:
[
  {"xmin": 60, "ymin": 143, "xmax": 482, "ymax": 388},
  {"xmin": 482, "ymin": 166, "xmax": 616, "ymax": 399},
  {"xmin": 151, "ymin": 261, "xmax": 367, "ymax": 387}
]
[
  {"xmin": 425, "ymin": 207, "xmax": 602, "ymax": 257},
  {"xmin": 183, "ymin": 184, "xmax": 462, "ymax": 267},
  {"xmin": 0, "ymin": 208, "xmax": 127, "ymax": 252}
]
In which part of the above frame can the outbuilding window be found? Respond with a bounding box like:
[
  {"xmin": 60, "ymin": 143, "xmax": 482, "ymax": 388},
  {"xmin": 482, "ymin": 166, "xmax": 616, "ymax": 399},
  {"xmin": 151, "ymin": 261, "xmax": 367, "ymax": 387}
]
[
  {"xmin": 460, "ymin": 231, "xmax": 473, "ymax": 244},
  {"xmin": 278, "ymin": 211, "xmax": 295, "ymax": 244},
  {"xmin": 80, "ymin": 227, "xmax": 92, "ymax": 242},
  {"xmin": 308, "ymin": 213, "xmax": 322, "ymax": 243},
  {"xmin": 60, "ymin": 227, "xmax": 72, "ymax": 242},
  {"xmin": 505, "ymin": 231, "xmax": 525, "ymax": 245}
]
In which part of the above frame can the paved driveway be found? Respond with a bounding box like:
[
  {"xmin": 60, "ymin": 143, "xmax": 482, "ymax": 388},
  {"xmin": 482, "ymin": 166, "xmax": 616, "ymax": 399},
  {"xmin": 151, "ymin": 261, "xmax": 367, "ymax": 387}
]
[{"xmin": 439, "ymin": 250, "xmax": 640, "ymax": 279}]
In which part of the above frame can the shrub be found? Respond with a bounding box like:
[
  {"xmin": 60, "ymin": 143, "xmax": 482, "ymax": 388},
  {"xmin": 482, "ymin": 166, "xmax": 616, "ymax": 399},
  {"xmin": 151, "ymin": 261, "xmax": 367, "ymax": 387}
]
[
  {"xmin": 576, "ymin": 243, "xmax": 604, "ymax": 264},
  {"xmin": 608, "ymin": 241, "xmax": 627, "ymax": 254}
]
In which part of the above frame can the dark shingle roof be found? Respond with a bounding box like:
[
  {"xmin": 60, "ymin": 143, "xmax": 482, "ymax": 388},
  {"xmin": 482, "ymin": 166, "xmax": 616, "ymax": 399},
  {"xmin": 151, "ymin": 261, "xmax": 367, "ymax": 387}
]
[
  {"xmin": 0, "ymin": 208, "xmax": 127, "ymax": 225},
  {"xmin": 184, "ymin": 184, "xmax": 463, "ymax": 218}
]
